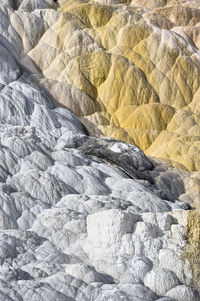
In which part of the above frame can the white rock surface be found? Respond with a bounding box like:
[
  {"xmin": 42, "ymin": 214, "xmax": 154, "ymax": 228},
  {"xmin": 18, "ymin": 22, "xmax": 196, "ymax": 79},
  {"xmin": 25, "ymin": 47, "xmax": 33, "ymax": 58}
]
[
  {"xmin": 0, "ymin": 1, "xmax": 198, "ymax": 301},
  {"xmin": 166, "ymin": 285, "xmax": 200, "ymax": 301}
]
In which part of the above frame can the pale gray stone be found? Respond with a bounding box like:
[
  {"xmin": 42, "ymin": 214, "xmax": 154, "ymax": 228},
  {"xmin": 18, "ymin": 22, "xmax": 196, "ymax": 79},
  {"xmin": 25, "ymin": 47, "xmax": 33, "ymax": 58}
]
[
  {"xmin": 144, "ymin": 268, "xmax": 181, "ymax": 295},
  {"xmin": 0, "ymin": 1, "xmax": 197, "ymax": 300},
  {"xmin": 166, "ymin": 285, "xmax": 200, "ymax": 301}
]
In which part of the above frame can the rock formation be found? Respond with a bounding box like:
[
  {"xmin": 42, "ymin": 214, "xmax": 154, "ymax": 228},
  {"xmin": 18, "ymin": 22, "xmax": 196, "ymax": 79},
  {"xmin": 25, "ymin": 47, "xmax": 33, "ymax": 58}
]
[
  {"xmin": 8, "ymin": 0, "xmax": 200, "ymax": 170},
  {"xmin": 0, "ymin": 0, "xmax": 199, "ymax": 300}
]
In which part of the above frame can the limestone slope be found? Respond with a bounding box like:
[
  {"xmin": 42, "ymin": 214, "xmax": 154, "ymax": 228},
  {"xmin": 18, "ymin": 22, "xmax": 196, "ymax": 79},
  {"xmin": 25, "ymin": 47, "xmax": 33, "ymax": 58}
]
[
  {"xmin": 0, "ymin": 1, "xmax": 199, "ymax": 301},
  {"xmin": 9, "ymin": 0, "xmax": 200, "ymax": 171}
]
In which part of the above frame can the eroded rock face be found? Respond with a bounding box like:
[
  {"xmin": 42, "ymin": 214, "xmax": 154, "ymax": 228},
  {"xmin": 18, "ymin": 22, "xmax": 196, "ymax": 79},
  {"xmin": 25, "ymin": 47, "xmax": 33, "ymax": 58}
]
[
  {"xmin": 7, "ymin": 0, "xmax": 200, "ymax": 170},
  {"xmin": 0, "ymin": 1, "xmax": 199, "ymax": 300}
]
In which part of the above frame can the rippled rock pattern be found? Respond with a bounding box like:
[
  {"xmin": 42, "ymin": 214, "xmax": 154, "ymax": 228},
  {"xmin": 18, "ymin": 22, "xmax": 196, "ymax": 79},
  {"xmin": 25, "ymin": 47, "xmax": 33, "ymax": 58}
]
[
  {"xmin": 0, "ymin": 0, "xmax": 199, "ymax": 300},
  {"xmin": 9, "ymin": 0, "xmax": 200, "ymax": 171}
]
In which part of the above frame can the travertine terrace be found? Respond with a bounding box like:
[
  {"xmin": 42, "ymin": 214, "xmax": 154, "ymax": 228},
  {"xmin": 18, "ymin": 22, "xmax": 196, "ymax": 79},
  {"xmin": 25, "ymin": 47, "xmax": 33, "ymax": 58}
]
[
  {"xmin": 0, "ymin": 0, "xmax": 199, "ymax": 300},
  {"xmin": 12, "ymin": 0, "xmax": 200, "ymax": 171}
]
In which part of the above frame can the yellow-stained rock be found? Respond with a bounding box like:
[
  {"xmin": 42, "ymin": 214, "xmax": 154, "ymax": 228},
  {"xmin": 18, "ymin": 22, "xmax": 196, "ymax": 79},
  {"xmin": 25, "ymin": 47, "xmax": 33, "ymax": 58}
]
[
  {"xmin": 182, "ymin": 210, "xmax": 200, "ymax": 288},
  {"xmin": 11, "ymin": 0, "xmax": 200, "ymax": 171}
]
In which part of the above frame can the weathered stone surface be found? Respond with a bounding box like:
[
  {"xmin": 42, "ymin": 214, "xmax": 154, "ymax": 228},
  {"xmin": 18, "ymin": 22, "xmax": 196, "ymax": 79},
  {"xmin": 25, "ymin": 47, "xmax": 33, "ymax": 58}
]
[
  {"xmin": 0, "ymin": 1, "xmax": 199, "ymax": 300},
  {"xmin": 166, "ymin": 285, "xmax": 200, "ymax": 301},
  {"xmin": 7, "ymin": 0, "xmax": 199, "ymax": 170}
]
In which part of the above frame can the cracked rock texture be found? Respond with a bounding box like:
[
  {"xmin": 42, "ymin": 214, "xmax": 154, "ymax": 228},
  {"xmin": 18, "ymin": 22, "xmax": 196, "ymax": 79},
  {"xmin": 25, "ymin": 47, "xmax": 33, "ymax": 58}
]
[{"xmin": 0, "ymin": 0, "xmax": 199, "ymax": 300}]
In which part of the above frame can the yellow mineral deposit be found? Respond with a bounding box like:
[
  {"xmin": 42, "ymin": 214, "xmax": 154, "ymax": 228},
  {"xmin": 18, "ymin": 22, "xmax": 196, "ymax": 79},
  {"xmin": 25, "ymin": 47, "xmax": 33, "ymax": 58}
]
[
  {"xmin": 12, "ymin": 0, "xmax": 200, "ymax": 171},
  {"xmin": 183, "ymin": 210, "xmax": 200, "ymax": 289}
]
